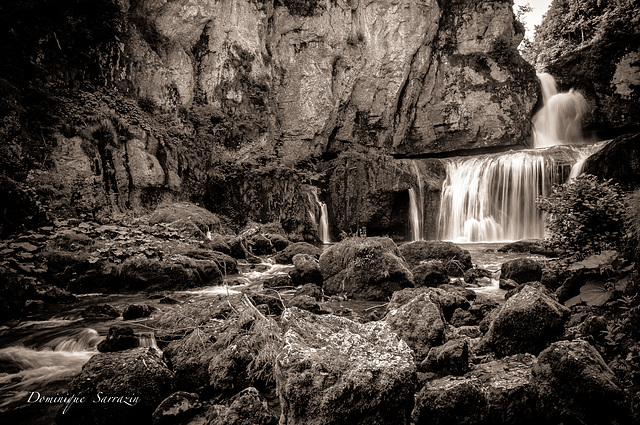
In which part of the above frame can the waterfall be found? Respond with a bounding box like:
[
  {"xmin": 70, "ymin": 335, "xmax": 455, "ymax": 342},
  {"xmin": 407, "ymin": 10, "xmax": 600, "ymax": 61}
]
[
  {"xmin": 408, "ymin": 161, "xmax": 424, "ymax": 241},
  {"xmin": 438, "ymin": 150, "xmax": 557, "ymax": 242},
  {"xmin": 308, "ymin": 188, "xmax": 331, "ymax": 244},
  {"xmin": 568, "ymin": 141, "xmax": 610, "ymax": 179},
  {"xmin": 533, "ymin": 73, "xmax": 588, "ymax": 147}
]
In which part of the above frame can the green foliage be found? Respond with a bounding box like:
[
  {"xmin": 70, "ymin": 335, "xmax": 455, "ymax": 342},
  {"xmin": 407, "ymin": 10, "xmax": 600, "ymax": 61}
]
[{"xmin": 538, "ymin": 174, "xmax": 625, "ymax": 255}]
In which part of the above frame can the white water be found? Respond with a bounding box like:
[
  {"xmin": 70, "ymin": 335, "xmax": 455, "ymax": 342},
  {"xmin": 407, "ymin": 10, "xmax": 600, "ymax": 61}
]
[
  {"xmin": 438, "ymin": 150, "xmax": 557, "ymax": 242},
  {"xmin": 408, "ymin": 161, "xmax": 424, "ymax": 241},
  {"xmin": 308, "ymin": 188, "xmax": 331, "ymax": 244},
  {"xmin": 0, "ymin": 328, "xmax": 100, "ymax": 411},
  {"xmin": 533, "ymin": 73, "xmax": 589, "ymax": 147},
  {"xmin": 568, "ymin": 140, "xmax": 610, "ymax": 179}
]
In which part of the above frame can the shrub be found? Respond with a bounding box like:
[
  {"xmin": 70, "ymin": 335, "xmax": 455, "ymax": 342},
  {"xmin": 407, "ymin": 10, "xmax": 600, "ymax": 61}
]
[
  {"xmin": 625, "ymin": 188, "xmax": 640, "ymax": 262},
  {"xmin": 537, "ymin": 174, "xmax": 625, "ymax": 255}
]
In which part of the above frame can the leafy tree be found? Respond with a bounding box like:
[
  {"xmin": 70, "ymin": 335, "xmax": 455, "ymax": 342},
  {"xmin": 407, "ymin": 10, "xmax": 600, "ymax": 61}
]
[{"xmin": 537, "ymin": 174, "xmax": 626, "ymax": 255}]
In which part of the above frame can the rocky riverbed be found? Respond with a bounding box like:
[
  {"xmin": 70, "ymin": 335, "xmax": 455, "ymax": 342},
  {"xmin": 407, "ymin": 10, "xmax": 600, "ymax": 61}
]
[{"xmin": 1, "ymin": 202, "xmax": 639, "ymax": 425}]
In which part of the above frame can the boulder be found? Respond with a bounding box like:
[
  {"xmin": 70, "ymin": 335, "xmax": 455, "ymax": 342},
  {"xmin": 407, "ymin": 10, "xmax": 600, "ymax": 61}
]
[
  {"xmin": 400, "ymin": 241, "xmax": 472, "ymax": 277},
  {"xmin": 413, "ymin": 354, "xmax": 537, "ymax": 425},
  {"xmin": 385, "ymin": 292, "xmax": 446, "ymax": 361},
  {"xmin": 464, "ymin": 267, "xmax": 493, "ymax": 286},
  {"xmin": 208, "ymin": 387, "xmax": 278, "ymax": 425},
  {"xmin": 265, "ymin": 234, "xmax": 290, "ymax": 251},
  {"xmin": 97, "ymin": 326, "xmax": 139, "ymax": 352},
  {"xmin": 533, "ymin": 340, "xmax": 626, "ymax": 424},
  {"xmin": 123, "ymin": 304, "xmax": 155, "ymax": 320},
  {"xmin": 293, "ymin": 283, "xmax": 323, "ymax": 301},
  {"xmin": 483, "ymin": 285, "xmax": 569, "ymax": 357},
  {"xmin": 274, "ymin": 242, "xmax": 321, "ymax": 264},
  {"xmin": 584, "ymin": 133, "xmax": 640, "ymax": 188},
  {"xmin": 500, "ymin": 258, "xmax": 542, "ymax": 284},
  {"xmin": 249, "ymin": 234, "xmax": 275, "ymax": 256},
  {"xmin": 149, "ymin": 203, "xmax": 220, "ymax": 236},
  {"xmin": 319, "ymin": 237, "xmax": 413, "ymax": 301},
  {"xmin": 152, "ymin": 391, "xmax": 203, "ymax": 425},
  {"xmin": 289, "ymin": 254, "xmax": 322, "ymax": 285},
  {"xmin": 57, "ymin": 348, "xmax": 174, "ymax": 425},
  {"xmin": 497, "ymin": 240, "xmax": 556, "ymax": 256},
  {"xmin": 388, "ymin": 287, "xmax": 470, "ymax": 321},
  {"xmin": 412, "ymin": 260, "xmax": 449, "ymax": 287},
  {"xmin": 204, "ymin": 233, "xmax": 231, "ymax": 255},
  {"xmin": 421, "ymin": 339, "xmax": 470, "ymax": 376},
  {"xmin": 81, "ymin": 304, "xmax": 120, "ymax": 320},
  {"xmin": 276, "ymin": 308, "xmax": 416, "ymax": 425},
  {"xmin": 286, "ymin": 295, "xmax": 329, "ymax": 315}
]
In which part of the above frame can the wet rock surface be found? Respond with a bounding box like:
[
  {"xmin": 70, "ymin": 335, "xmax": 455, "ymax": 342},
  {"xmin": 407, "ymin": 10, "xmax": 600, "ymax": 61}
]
[{"xmin": 400, "ymin": 241, "xmax": 472, "ymax": 277}]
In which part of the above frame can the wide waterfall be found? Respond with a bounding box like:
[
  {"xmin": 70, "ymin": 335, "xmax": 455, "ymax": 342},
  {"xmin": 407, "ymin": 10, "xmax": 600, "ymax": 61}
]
[
  {"xmin": 408, "ymin": 161, "xmax": 424, "ymax": 241},
  {"xmin": 438, "ymin": 150, "xmax": 557, "ymax": 242},
  {"xmin": 533, "ymin": 73, "xmax": 589, "ymax": 147}
]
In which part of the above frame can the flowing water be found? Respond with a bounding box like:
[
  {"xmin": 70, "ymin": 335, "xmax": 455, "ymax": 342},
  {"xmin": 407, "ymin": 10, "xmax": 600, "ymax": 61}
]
[
  {"xmin": 308, "ymin": 188, "xmax": 331, "ymax": 244},
  {"xmin": 437, "ymin": 73, "xmax": 607, "ymax": 243},
  {"xmin": 533, "ymin": 73, "xmax": 589, "ymax": 148},
  {"xmin": 408, "ymin": 161, "xmax": 425, "ymax": 242}
]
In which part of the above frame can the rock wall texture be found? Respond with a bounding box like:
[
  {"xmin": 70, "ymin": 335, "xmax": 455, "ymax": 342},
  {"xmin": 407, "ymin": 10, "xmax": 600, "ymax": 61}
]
[
  {"xmin": 0, "ymin": 0, "xmax": 538, "ymax": 236},
  {"xmin": 122, "ymin": 0, "xmax": 537, "ymax": 158}
]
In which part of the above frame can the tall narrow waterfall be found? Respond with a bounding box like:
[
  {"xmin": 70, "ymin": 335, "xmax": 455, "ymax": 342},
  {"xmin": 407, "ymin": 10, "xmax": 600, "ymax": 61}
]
[
  {"xmin": 533, "ymin": 73, "xmax": 589, "ymax": 147},
  {"xmin": 438, "ymin": 151, "xmax": 557, "ymax": 242},
  {"xmin": 408, "ymin": 161, "xmax": 424, "ymax": 241},
  {"xmin": 308, "ymin": 188, "xmax": 331, "ymax": 244}
]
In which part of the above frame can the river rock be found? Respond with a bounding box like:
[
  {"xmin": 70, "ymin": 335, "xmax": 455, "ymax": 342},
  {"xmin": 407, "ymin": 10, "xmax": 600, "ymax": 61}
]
[
  {"xmin": 97, "ymin": 326, "xmax": 139, "ymax": 352},
  {"xmin": 464, "ymin": 267, "xmax": 493, "ymax": 285},
  {"xmin": 57, "ymin": 348, "xmax": 174, "ymax": 425},
  {"xmin": 413, "ymin": 354, "xmax": 537, "ymax": 425},
  {"xmin": 151, "ymin": 391, "xmax": 203, "ymax": 425},
  {"xmin": 286, "ymin": 295, "xmax": 329, "ymax": 315},
  {"xmin": 319, "ymin": 237, "xmax": 413, "ymax": 301},
  {"xmin": 276, "ymin": 307, "xmax": 416, "ymax": 425},
  {"xmin": 293, "ymin": 283, "xmax": 323, "ymax": 301},
  {"xmin": 483, "ymin": 285, "xmax": 570, "ymax": 357},
  {"xmin": 498, "ymin": 240, "xmax": 556, "ymax": 256},
  {"xmin": 81, "ymin": 304, "xmax": 120, "ymax": 320},
  {"xmin": 289, "ymin": 253, "xmax": 322, "ymax": 285},
  {"xmin": 249, "ymin": 234, "xmax": 274, "ymax": 256},
  {"xmin": 265, "ymin": 234, "xmax": 290, "ymax": 251},
  {"xmin": 149, "ymin": 203, "xmax": 220, "ymax": 235},
  {"xmin": 385, "ymin": 292, "xmax": 446, "ymax": 361},
  {"xmin": 412, "ymin": 260, "xmax": 450, "ymax": 287},
  {"xmin": 123, "ymin": 304, "xmax": 155, "ymax": 320},
  {"xmin": 500, "ymin": 258, "xmax": 543, "ymax": 284},
  {"xmin": 208, "ymin": 387, "xmax": 277, "ymax": 425},
  {"xmin": 388, "ymin": 287, "xmax": 470, "ymax": 321},
  {"xmin": 399, "ymin": 241, "xmax": 472, "ymax": 277},
  {"xmin": 533, "ymin": 340, "xmax": 626, "ymax": 424},
  {"xmin": 205, "ymin": 233, "xmax": 231, "ymax": 255},
  {"xmin": 421, "ymin": 339, "xmax": 469, "ymax": 375},
  {"xmin": 274, "ymin": 242, "xmax": 321, "ymax": 264}
]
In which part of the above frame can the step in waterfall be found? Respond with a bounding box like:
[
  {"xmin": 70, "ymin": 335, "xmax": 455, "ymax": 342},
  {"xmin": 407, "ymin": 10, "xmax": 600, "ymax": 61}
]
[{"xmin": 437, "ymin": 73, "xmax": 606, "ymax": 243}]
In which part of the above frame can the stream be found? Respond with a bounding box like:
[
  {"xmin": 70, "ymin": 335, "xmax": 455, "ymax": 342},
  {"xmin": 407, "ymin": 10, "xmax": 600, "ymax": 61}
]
[{"xmin": 0, "ymin": 244, "xmax": 545, "ymax": 424}]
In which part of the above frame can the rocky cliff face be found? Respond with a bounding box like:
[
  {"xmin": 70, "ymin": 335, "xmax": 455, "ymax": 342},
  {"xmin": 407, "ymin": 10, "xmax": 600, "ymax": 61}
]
[
  {"xmin": 0, "ymin": 0, "xmax": 537, "ymax": 237},
  {"xmin": 121, "ymin": 0, "xmax": 537, "ymax": 159}
]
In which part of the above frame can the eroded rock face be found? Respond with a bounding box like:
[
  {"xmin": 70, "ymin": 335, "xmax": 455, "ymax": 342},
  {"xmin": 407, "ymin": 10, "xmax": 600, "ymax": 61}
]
[
  {"xmin": 276, "ymin": 307, "xmax": 417, "ymax": 425},
  {"xmin": 122, "ymin": 0, "xmax": 536, "ymax": 159}
]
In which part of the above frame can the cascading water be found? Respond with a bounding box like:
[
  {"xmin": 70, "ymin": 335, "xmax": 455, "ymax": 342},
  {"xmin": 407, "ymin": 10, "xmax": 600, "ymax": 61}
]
[
  {"xmin": 308, "ymin": 188, "xmax": 331, "ymax": 244},
  {"xmin": 438, "ymin": 151, "xmax": 557, "ymax": 242},
  {"xmin": 533, "ymin": 73, "xmax": 589, "ymax": 147},
  {"xmin": 408, "ymin": 161, "xmax": 424, "ymax": 241}
]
